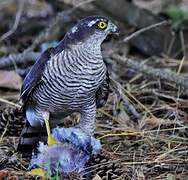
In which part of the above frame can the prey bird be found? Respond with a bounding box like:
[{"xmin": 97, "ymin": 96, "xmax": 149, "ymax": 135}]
[
  {"xmin": 18, "ymin": 16, "xmax": 118, "ymax": 150},
  {"xmin": 28, "ymin": 127, "xmax": 101, "ymax": 178}
]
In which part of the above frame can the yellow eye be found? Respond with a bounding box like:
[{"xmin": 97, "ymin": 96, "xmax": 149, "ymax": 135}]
[{"xmin": 97, "ymin": 21, "xmax": 107, "ymax": 30}]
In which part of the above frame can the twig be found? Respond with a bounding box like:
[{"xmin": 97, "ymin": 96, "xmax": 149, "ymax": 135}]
[
  {"xmin": 180, "ymin": 30, "xmax": 186, "ymax": 56},
  {"xmin": 123, "ymin": 98, "xmax": 141, "ymax": 120},
  {"xmin": 112, "ymin": 54, "xmax": 188, "ymax": 90},
  {"xmin": 110, "ymin": 78, "xmax": 157, "ymax": 120},
  {"xmin": 177, "ymin": 56, "xmax": 185, "ymax": 75},
  {"xmin": 0, "ymin": 51, "xmax": 39, "ymax": 69},
  {"xmin": 177, "ymin": 31, "xmax": 186, "ymax": 74},
  {"xmin": 110, "ymin": 78, "xmax": 141, "ymax": 121},
  {"xmin": 122, "ymin": 159, "xmax": 186, "ymax": 166},
  {"xmin": 123, "ymin": 20, "xmax": 168, "ymax": 43},
  {"xmin": 0, "ymin": 121, "xmax": 9, "ymax": 141},
  {"xmin": 0, "ymin": 0, "xmax": 24, "ymax": 42},
  {"xmin": 98, "ymin": 127, "xmax": 186, "ymax": 140},
  {"xmin": 0, "ymin": 97, "xmax": 21, "ymax": 108}
]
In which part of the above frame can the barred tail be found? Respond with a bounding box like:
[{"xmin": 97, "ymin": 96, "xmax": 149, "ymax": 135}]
[{"xmin": 17, "ymin": 122, "xmax": 47, "ymax": 152}]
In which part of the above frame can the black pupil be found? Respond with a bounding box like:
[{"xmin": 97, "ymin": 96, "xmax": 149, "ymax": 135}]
[{"xmin": 101, "ymin": 22, "xmax": 104, "ymax": 27}]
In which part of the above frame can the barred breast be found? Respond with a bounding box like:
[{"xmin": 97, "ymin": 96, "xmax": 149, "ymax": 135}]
[{"xmin": 32, "ymin": 46, "xmax": 106, "ymax": 114}]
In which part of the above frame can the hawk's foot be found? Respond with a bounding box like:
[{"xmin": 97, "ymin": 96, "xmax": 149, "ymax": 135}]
[{"xmin": 42, "ymin": 112, "xmax": 62, "ymax": 146}]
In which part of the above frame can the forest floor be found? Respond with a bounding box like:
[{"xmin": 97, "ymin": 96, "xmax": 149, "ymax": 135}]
[{"xmin": 0, "ymin": 0, "xmax": 188, "ymax": 179}]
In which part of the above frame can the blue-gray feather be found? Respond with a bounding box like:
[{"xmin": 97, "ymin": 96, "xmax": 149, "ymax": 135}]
[
  {"xmin": 29, "ymin": 142, "xmax": 90, "ymax": 174},
  {"xmin": 52, "ymin": 127, "xmax": 101, "ymax": 154},
  {"xmin": 29, "ymin": 127, "xmax": 101, "ymax": 174}
]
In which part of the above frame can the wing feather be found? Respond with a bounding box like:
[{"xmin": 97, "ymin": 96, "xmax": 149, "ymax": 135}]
[{"xmin": 20, "ymin": 47, "xmax": 58, "ymax": 106}]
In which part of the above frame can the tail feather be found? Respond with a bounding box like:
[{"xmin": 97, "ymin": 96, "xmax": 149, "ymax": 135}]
[{"xmin": 17, "ymin": 123, "xmax": 47, "ymax": 152}]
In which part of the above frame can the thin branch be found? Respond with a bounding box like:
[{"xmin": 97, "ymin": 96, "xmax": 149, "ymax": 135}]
[
  {"xmin": 123, "ymin": 20, "xmax": 168, "ymax": 43},
  {"xmin": 110, "ymin": 78, "xmax": 141, "ymax": 121},
  {"xmin": 177, "ymin": 56, "xmax": 185, "ymax": 75},
  {"xmin": 0, "ymin": 97, "xmax": 21, "ymax": 108},
  {"xmin": 180, "ymin": 30, "xmax": 186, "ymax": 56},
  {"xmin": 0, "ymin": 51, "xmax": 39, "ymax": 69},
  {"xmin": 177, "ymin": 31, "xmax": 186, "ymax": 75},
  {"xmin": 0, "ymin": 0, "xmax": 24, "ymax": 42},
  {"xmin": 122, "ymin": 96, "xmax": 141, "ymax": 120},
  {"xmin": 0, "ymin": 121, "xmax": 9, "ymax": 141},
  {"xmin": 112, "ymin": 54, "xmax": 188, "ymax": 90}
]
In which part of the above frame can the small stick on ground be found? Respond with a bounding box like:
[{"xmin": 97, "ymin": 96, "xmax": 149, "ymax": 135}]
[
  {"xmin": 112, "ymin": 54, "xmax": 188, "ymax": 90},
  {"xmin": 0, "ymin": 52, "xmax": 39, "ymax": 69},
  {"xmin": 110, "ymin": 78, "xmax": 142, "ymax": 121},
  {"xmin": 123, "ymin": 20, "xmax": 168, "ymax": 43},
  {"xmin": 0, "ymin": 97, "xmax": 21, "ymax": 108}
]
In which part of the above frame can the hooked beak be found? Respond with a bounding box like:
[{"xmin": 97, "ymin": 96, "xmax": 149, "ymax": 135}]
[{"xmin": 108, "ymin": 21, "xmax": 119, "ymax": 35}]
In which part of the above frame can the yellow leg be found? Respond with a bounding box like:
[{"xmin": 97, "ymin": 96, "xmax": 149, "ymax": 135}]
[{"xmin": 43, "ymin": 112, "xmax": 62, "ymax": 146}]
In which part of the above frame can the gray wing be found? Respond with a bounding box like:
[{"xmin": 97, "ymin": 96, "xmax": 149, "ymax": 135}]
[{"xmin": 20, "ymin": 47, "xmax": 58, "ymax": 109}]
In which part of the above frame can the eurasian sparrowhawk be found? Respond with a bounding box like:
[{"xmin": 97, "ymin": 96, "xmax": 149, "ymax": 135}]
[{"xmin": 18, "ymin": 16, "xmax": 118, "ymax": 150}]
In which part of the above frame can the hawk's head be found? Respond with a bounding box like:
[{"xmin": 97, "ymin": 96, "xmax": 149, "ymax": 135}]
[{"xmin": 63, "ymin": 16, "xmax": 118, "ymax": 47}]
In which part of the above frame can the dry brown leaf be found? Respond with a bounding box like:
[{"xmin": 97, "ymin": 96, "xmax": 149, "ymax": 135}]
[
  {"xmin": 0, "ymin": 70, "xmax": 22, "ymax": 90},
  {"xmin": 0, "ymin": 170, "xmax": 9, "ymax": 179},
  {"xmin": 141, "ymin": 117, "xmax": 180, "ymax": 130}
]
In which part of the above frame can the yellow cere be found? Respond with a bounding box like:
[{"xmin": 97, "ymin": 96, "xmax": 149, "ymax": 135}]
[{"xmin": 98, "ymin": 20, "xmax": 108, "ymax": 30}]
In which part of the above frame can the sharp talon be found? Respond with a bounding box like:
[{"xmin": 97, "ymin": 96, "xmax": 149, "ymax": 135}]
[
  {"xmin": 43, "ymin": 112, "xmax": 62, "ymax": 146},
  {"xmin": 27, "ymin": 168, "xmax": 47, "ymax": 179}
]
